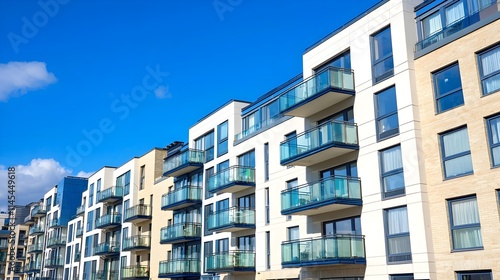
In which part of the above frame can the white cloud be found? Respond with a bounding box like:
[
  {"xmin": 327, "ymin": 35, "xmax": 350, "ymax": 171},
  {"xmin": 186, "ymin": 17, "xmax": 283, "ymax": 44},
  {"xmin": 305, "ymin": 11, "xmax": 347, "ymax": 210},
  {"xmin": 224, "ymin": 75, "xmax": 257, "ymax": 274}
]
[
  {"xmin": 0, "ymin": 61, "xmax": 57, "ymax": 102},
  {"xmin": 154, "ymin": 85, "xmax": 172, "ymax": 99},
  {"xmin": 76, "ymin": 171, "xmax": 94, "ymax": 178},
  {"xmin": 0, "ymin": 159, "xmax": 89, "ymax": 210}
]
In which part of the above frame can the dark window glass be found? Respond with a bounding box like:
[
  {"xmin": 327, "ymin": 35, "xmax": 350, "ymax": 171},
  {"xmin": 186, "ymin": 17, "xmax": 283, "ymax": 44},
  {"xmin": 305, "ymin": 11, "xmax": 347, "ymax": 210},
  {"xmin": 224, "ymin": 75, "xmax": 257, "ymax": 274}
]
[
  {"xmin": 434, "ymin": 63, "xmax": 464, "ymax": 113},
  {"xmin": 376, "ymin": 86, "xmax": 399, "ymax": 139},
  {"xmin": 371, "ymin": 26, "xmax": 394, "ymax": 83}
]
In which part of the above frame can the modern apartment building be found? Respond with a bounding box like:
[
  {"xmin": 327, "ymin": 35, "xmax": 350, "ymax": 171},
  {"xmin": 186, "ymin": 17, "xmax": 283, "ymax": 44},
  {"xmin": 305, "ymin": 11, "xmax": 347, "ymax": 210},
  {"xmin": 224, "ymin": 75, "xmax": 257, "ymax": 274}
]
[
  {"xmin": 414, "ymin": 0, "xmax": 500, "ymax": 279},
  {"xmin": 2, "ymin": 205, "xmax": 30, "ymax": 280}
]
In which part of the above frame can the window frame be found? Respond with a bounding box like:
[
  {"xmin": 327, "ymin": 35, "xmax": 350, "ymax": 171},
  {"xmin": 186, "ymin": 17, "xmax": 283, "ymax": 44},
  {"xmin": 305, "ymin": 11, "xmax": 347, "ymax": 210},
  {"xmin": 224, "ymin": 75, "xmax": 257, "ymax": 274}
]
[
  {"xmin": 456, "ymin": 270, "xmax": 492, "ymax": 280},
  {"xmin": 380, "ymin": 145, "xmax": 405, "ymax": 199},
  {"xmin": 370, "ymin": 25, "xmax": 394, "ymax": 84},
  {"xmin": 433, "ymin": 62, "xmax": 464, "ymax": 113},
  {"xmin": 390, "ymin": 274, "xmax": 414, "ymax": 280},
  {"xmin": 217, "ymin": 120, "xmax": 229, "ymax": 157},
  {"xmin": 384, "ymin": 206, "xmax": 412, "ymax": 264},
  {"xmin": 448, "ymin": 195, "xmax": 483, "ymax": 251},
  {"xmin": 439, "ymin": 126, "xmax": 473, "ymax": 179},
  {"xmin": 478, "ymin": 44, "xmax": 500, "ymax": 96},
  {"xmin": 486, "ymin": 114, "xmax": 500, "ymax": 167},
  {"xmin": 375, "ymin": 85, "xmax": 399, "ymax": 140}
]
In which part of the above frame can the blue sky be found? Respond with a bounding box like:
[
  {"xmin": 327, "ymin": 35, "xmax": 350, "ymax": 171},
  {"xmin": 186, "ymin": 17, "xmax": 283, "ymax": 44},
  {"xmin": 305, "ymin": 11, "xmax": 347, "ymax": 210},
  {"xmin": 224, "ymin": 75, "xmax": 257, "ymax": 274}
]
[{"xmin": 0, "ymin": 0, "xmax": 381, "ymax": 208}]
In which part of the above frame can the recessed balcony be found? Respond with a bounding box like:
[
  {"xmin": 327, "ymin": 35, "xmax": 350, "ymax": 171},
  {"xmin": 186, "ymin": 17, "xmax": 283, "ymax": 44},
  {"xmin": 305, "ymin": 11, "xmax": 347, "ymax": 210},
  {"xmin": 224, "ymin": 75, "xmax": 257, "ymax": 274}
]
[
  {"xmin": 122, "ymin": 235, "xmax": 151, "ymax": 252},
  {"xmin": 160, "ymin": 223, "xmax": 201, "ymax": 244},
  {"xmin": 122, "ymin": 265, "xmax": 149, "ymax": 279},
  {"xmin": 163, "ymin": 149, "xmax": 205, "ymax": 178},
  {"xmin": 75, "ymin": 204, "xmax": 85, "ymax": 216},
  {"xmin": 158, "ymin": 259, "xmax": 200, "ymax": 278},
  {"xmin": 95, "ymin": 213, "xmax": 121, "ymax": 229},
  {"xmin": 205, "ymin": 251, "xmax": 255, "ymax": 272},
  {"xmin": 124, "ymin": 205, "xmax": 152, "ymax": 223},
  {"xmin": 47, "ymin": 235, "xmax": 66, "ymax": 248},
  {"xmin": 281, "ymin": 234, "xmax": 365, "ymax": 268},
  {"xmin": 29, "ymin": 225, "xmax": 44, "ymax": 236},
  {"xmin": 44, "ymin": 257, "xmax": 63, "ymax": 268},
  {"xmin": 75, "ymin": 227, "xmax": 83, "ymax": 237},
  {"xmin": 27, "ymin": 243, "xmax": 44, "ymax": 253},
  {"xmin": 207, "ymin": 166, "xmax": 255, "ymax": 194},
  {"xmin": 280, "ymin": 120, "xmax": 358, "ymax": 166},
  {"xmin": 161, "ymin": 185, "xmax": 202, "ymax": 211},
  {"xmin": 31, "ymin": 205, "xmax": 47, "ymax": 217},
  {"xmin": 16, "ymin": 252, "xmax": 26, "ymax": 260},
  {"xmin": 279, "ymin": 67, "xmax": 355, "ymax": 118},
  {"xmin": 94, "ymin": 242, "xmax": 120, "ymax": 256},
  {"xmin": 207, "ymin": 207, "xmax": 255, "ymax": 232},
  {"xmin": 24, "ymin": 262, "xmax": 41, "ymax": 273},
  {"xmin": 23, "ymin": 215, "xmax": 34, "ymax": 225},
  {"xmin": 96, "ymin": 186, "xmax": 123, "ymax": 204},
  {"xmin": 281, "ymin": 176, "xmax": 362, "ymax": 215},
  {"xmin": 49, "ymin": 218, "xmax": 63, "ymax": 228}
]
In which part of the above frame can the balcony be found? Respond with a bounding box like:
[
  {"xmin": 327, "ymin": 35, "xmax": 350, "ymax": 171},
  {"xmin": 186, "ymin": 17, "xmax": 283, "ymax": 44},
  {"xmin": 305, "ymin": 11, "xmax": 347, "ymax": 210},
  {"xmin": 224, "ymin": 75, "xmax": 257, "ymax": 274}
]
[
  {"xmin": 47, "ymin": 235, "xmax": 66, "ymax": 248},
  {"xmin": 95, "ymin": 270, "xmax": 119, "ymax": 280},
  {"xmin": 29, "ymin": 225, "xmax": 45, "ymax": 236},
  {"xmin": 122, "ymin": 266, "xmax": 149, "ymax": 279},
  {"xmin": 160, "ymin": 223, "xmax": 201, "ymax": 244},
  {"xmin": 24, "ymin": 262, "xmax": 41, "ymax": 273},
  {"xmin": 124, "ymin": 205, "xmax": 152, "ymax": 223},
  {"xmin": 75, "ymin": 204, "xmax": 85, "ymax": 216},
  {"xmin": 415, "ymin": 0, "xmax": 500, "ymax": 52},
  {"xmin": 23, "ymin": 214, "xmax": 34, "ymax": 225},
  {"xmin": 96, "ymin": 186, "xmax": 123, "ymax": 204},
  {"xmin": 207, "ymin": 166, "xmax": 255, "ymax": 194},
  {"xmin": 281, "ymin": 176, "xmax": 362, "ymax": 215},
  {"xmin": 163, "ymin": 149, "xmax": 205, "ymax": 178},
  {"xmin": 74, "ymin": 252, "xmax": 80, "ymax": 262},
  {"xmin": 279, "ymin": 67, "xmax": 355, "ymax": 118},
  {"xmin": 27, "ymin": 243, "xmax": 44, "ymax": 253},
  {"xmin": 75, "ymin": 227, "xmax": 83, "ymax": 237},
  {"xmin": 95, "ymin": 213, "xmax": 121, "ymax": 229},
  {"xmin": 49, "ymin": 218, "xmax": 63, "ymax": 228},
  {"xmin": 207, "ymin": 207, "xmax": 255, "ymax": 232},
  {"xmin": 205, "ymin": 251, "xmax": 255, "ymax": 272},
  {"xmin": 158, "ymin": 259, "xmax": 200, "ymax": 278},
  {"xmin": 161, "ymin": 185, "xmax": 202, "ymax": 211},
  {"xmin": 45, "ymin": 257, "xmax": 63, "ymax": 268},
  {"xmin": 31, "ymin": 205, "xmax": 47, "ymax": 217},
  {"xmin": 122, "ymin": 235, "xmax": 151, "ymax": 251},
  {"xmin": 94, "ymin": 242, "xmax": 120, "ymax": 256},
  {"xmin": 281, "ymin": 234, "xmax": 365, "ymax": 268},
  {"xmin": 280, "ymin": 120, "xmax": 358, "ymax": 166}
]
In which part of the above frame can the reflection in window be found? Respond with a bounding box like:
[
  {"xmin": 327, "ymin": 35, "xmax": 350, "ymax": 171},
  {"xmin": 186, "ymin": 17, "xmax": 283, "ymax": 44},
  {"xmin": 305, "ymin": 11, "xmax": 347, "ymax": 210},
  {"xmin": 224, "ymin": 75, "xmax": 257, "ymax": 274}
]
[
  {"xmin": 434, "ymin": 63, "xmax": 464, "ymax": 113},
  {"xmin": 371, "ymin": 26, "xmax": 394, "ymax": 83}
]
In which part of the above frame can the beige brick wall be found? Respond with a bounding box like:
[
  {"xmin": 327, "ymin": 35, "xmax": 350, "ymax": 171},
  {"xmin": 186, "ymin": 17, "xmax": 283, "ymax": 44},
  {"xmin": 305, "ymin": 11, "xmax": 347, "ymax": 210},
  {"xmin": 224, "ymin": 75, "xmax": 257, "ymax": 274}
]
[{"xmin": 415, "ymin": 19, "xmax": 500, "ymax": 280}]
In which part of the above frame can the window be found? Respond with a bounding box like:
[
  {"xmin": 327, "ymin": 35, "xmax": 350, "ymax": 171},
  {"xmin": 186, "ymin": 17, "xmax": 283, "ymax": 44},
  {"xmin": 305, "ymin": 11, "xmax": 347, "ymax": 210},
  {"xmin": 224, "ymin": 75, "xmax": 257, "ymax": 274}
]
[
  {"xmin": 215, "ymin": 238, "xmax": 229, "ymax": 253},
  {"xmin": 487, "ymin": 115, "xmax": 500, "ymax": 167},
  {"xmin": 205, "ymin": 167, "xmax": 214, "ymax": 199},
  {"xmin": 315, "ymin": 50, "xmax": 351, "ymax": 72},
  {"xmin": 433, "ymin": 63, "xmax": 464, "ymax": 113},
  {"xmin": 195, "ymin": 131, "xmax": 215, "ymax": 162},
  {"xmin": 139, "ymin": 165, "xmax": 145, "ymax": 190},
  {"xmin": 449, "ymin": 196, "xmax": 483, "ymax": 250},
  {"xmin": 68, "ymin": 224, "xmax": 73, "ymax": 242},
  {"xmin": 479, "ymin": 45, "xmax": 500, "ymax": 95},
  {"xmin": 390, "ymin": 274, "xmax": 414, "ymax": 280},
  {"xmin": 264, "ymin": 143, "xmax": 269, "ymax": 181},
  {"xmin": 380, "ymin": 146, "xmax": 405, "ymax": 198},
  {"xmin": 265, "ymin": 231, "xmax": 270, "ymax": 269},
  {"xmin": 238, "ymin": 194, "xmax": 255, "ymax": 209},
  {"xmin": 440, "ymin": 127, "xmax": 473, "ymax": 179},
  {"xmin": 65, "ymin": 246, "xmax": 71, "ymax": 264},
  {"xmin": 217, "ymin": 121, "xmax": 229, "ymax": 156},
  {"xmin": 323, "ymin": 216, "xmax": 361, "ymax": 235},
  {"xmin": 371, "ymin": 26, "xmax": 394, "ymax": 83},
  {"xmin": 375, "ymin": 86, "xmax": 399, "ymax": 140},
  {"xmin": 204, "ymin": 204, "xmax": 213, "ymax": 236},
  {"xmin": 238, "ymin": 150, "xmax": 255, "ymax": 167},
  {"xmin": 385, "ymin": 206, "xmax": 411, "ymax": 263},
  {"xmin": 288, "ymin": 226, "xmax": 299, "ymax": 240},
  {"xmin": 321, "ymin": 161, "xmax": 357, "ymax": 178},
  {"xmin": 84, "ymin": 236, "xmax": 92, "ymax": 257},
  {"xmin": 265, "ymin": 188, "xmax": 270, "ymax": 224},
  {"xmin": 88, "ymin": 184, "xmax": 94, "ymax": 207},
  {"xmin": 117, "ymin": 171, "xmax": 131, "ymax": 196},
  {"xmin": 86, "ymin": 211, "xmax": 94, "ymax": 232},
  {"xmin": 237, "ymin": 235, "xmax": 255, "ymax": 251},
  {"xmin": 457, "ymin": 270, "xmax": 492, "ymax": 280},
  {"xmin": 96, "ymin": 178, "xmax": 101, "ymax": 194}
]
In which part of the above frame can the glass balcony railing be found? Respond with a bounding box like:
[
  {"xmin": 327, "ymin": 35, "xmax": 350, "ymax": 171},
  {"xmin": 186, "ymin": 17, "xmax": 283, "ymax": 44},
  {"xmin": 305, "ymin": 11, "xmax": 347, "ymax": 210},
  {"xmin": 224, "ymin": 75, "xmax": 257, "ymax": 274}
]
[
  {"xmin": 94, "ymin": 242, "xmax": 120, "ymax": 255},
  {"xmin": 49, "ymin": 218, "xmax": 62, "ymax": 228},
  {"xmin": 161, "ymin": 185, "xmax": 202, "ymax": 210},
  {"xmin": 163, "ymin": 149, "xmax": 205, "ymax": 177},
  {"xmin": 75, "ymin": 227, "xmax": 83, "ymax": 237},
  {"xmin": 124, "ymin": 205, "xmax": 152, "ymax": 222},
  {"xmin": 31, "ymin": 205, "xmax": 47, "ymax": 217},
  {"xmin": 280, "ymin": 120, "xmax": 358, "ymax": 165},
  {"xmin": 45, "ymin": 257, "xmax": 64, "ymax": 267},
  {"xmin": 96, "ymin": 269, "xmax": 119, "ymax": 280},
  {"xmin": 96, "ymin": 186, "xmax": 123, "ymax": 203},
  {"xmin": 160, "ymin": 223, "xmax": 202, "ymax": 243},
  {"xmin": 95, "ymin": 213, "xmax": 121, "ymax": 229},
  {"xmin": 158, "ymin": 259, "xmax": 200, "ymax": 276},
  {"xmin": 416, "ymin": 0, "xmax": 500, "ymax": 52},
  {"xmin": 27, "ymin": 243, "xmax": 44, "ymax": 253},
  {"xmin": 281, "ymin": 234, "xmax": 365, "ymax": 267},
  {"xmin": 122, "ymin": 235, "xmax": 151, "ymax": 251},
  {"xmin": 29, "ymin": 225, "xmax": 44, "ymax": 235},
  {"xmin": 24, "ymin": 262, "xmax": 41, "ymax": 272},
  {"xmin": 121, "ymin": 266, "xmax": 149, "ymax": 278},
  {"xmin": 281, "ymin": 176, "xmax": 362, "ymax": 215},
  {"xmin": 235, "ymin": 114, "xmax": 284, "ymax": 141},
  {"xmin": 76, "ymin": 204, "xmax": 85, "ymax": 216},
  {"xmin": 207, "ymin": 207, "xmax": 255, "ymax": 231},
  {"xmin": 47, "ymin": 235, "xmax": 66, "ymax": 247},
  {"xmin": 207, "ymin": 166, "xmax": 255, "ymax": 193},
  {"xmin": 205, "ymin": 251, "xmax": 255, "ymax": 272},
  {"xmin": 279, "ymin": 67, "xmax": 355, "ymax": 115}
]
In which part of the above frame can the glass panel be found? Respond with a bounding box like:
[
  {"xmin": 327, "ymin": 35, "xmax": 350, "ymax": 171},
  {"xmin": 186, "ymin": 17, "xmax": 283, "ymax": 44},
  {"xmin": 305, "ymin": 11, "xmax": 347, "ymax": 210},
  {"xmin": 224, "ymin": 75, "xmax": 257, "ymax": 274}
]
[
  {"xmin": 373, "ymin": 27, "xmax": 393, "ymax": 61},
  {"xmin": 423, "ymin": 11, "xmax": 443, "ymax": 37},
  {"xmin": 437, "ymin": 90, "xmax": 465, "ymax": 112},
  {"xmin": 435, "ymin": 64, "xmax": 462, "ymax": 97},
  {"xmin": 442, "ymin": 128, "xmax": 470, "ymax": 157}
]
